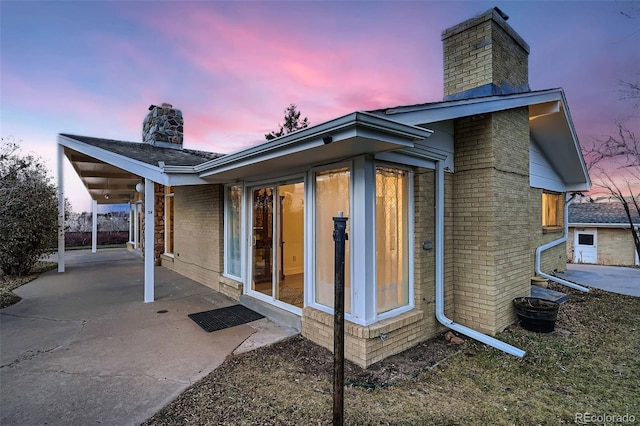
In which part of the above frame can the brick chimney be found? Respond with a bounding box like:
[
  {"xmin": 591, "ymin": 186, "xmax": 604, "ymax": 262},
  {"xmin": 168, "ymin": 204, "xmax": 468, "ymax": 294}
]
[
  {"xmin": 442, "ymin": 7, "xmax": 530, "ymax": 100},
  {"xmin": 142, "ymin": 103, "xmax": 184, "ymax": 149}
]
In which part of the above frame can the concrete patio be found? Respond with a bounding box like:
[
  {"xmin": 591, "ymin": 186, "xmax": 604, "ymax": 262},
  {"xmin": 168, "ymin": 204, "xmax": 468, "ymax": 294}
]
[{"xmin": 0, "ymin": 248, "xmax": 297, "ymax": 425}]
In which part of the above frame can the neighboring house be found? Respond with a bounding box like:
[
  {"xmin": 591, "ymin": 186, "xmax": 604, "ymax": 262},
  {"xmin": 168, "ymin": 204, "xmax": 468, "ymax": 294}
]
[
  {"xmin": 56, "ymin": 8, "xmax": 590, "ymax": 367},
  {"xmin": 568, "ymin": 202, "xmax": 640, "ymax": 266}
]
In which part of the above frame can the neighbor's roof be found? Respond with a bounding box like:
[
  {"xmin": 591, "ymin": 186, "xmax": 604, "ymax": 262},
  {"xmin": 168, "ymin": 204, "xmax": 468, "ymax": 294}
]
[
  {"xmin": 60, "ymin": 134, "xmax": 222, "ymax": 167},
  {"xmin": 569, "ymin": 202, "xmax": 640, "ymax": 226}
]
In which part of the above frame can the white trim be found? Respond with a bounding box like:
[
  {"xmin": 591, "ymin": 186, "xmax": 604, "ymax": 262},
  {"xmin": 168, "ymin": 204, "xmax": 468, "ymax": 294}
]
[
  {"xmin": 144, "ymin": 178, "xmax": 155, "ymax": 303},
  {"xmin": 57, "ymin": 144, "xmax": 65, "ymax": 273},
  {"xmin": 164, "ymin": 187, "xmax": 174, "ymax": 255},
  {"xmin": 569, "ymin": 223, "xmax": 639, "ymax": 229},
  {"xmin": 91, "ymin": 199, "xmax": 98, "ymax": 253},
  {"xmin": 223, "ymin": 183, "xmax": 244, "ymax": 281}
]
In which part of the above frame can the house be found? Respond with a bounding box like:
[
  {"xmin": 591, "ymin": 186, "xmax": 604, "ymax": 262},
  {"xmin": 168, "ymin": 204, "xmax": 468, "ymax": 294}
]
[
  {"xmin": 568, "ymin": 202, "xmax": 640, "ymax": 265},
  {"xmin": 56, "ymin": 7, "xmax": 590, "ymax": 367}
]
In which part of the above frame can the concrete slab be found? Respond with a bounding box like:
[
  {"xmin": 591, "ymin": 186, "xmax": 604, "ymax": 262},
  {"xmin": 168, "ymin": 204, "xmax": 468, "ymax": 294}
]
[
  {"xmin": 1, "ymin": 248, "xmax": 298, "ymax": 425},
  {"xmin": 557, "ymin": 263, "xmax": 640, "ymax": 297}
]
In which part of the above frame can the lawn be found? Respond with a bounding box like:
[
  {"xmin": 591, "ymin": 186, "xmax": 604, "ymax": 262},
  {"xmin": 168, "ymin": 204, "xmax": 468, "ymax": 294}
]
[{"xmin": 145, "ymin": 285, "xmax": 639, "ymax": 425}]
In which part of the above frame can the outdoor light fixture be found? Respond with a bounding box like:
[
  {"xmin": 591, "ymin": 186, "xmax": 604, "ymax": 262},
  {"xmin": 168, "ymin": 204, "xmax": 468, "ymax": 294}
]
[
  {"xmin": 104, "ymin": 193, "xmax": 110, "ymax": 200},
  {"xmin": 135, "ymin": 182, "xmax": 145, "ymax": 193}
]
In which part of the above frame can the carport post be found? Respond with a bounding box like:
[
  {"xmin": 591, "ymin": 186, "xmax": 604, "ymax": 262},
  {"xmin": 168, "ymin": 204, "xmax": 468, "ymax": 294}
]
[
  {"xmin": 144, "ymin": 178, "xmax": 155, "ymax": 303},
  {"xmin": 91, "ymin": 199, "xmax": 98, "ymax": 253},
  {"xmin": 57, "ymin": 143, "xmax": 65, "ymax": 273}
]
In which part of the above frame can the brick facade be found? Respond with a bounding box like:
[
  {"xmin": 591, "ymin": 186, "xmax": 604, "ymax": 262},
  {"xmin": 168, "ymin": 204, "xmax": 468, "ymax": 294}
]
[
  {"xmin": 160, "ymin": 185, "xmax": 224, "ymax": 290},
  {"xmin": 442, "ymin": 8, "xmax": 529, "ymax": 99}
]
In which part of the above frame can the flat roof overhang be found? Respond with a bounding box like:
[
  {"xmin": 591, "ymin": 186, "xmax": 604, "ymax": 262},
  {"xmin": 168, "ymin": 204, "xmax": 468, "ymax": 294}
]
[{"xmin": 195, "ymin": 111, "xmax": 433, "ymax": 183}]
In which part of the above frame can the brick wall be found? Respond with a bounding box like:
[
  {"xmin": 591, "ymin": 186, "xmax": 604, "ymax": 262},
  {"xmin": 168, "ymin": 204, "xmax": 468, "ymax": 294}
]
[
  {"xmin": 450, "ymin": 108, "xmax": 533, "ymax": 334},
  {"xmin": 160, "ymin": 184, "xmax": 224, "ymax": 290},
  {"xmin": 568, "ymin": 227, "xmax": 637, "ymax": 266},
  {"xmin": 442, "ymin": 8, "xmax": 529, "ymax": 99}
]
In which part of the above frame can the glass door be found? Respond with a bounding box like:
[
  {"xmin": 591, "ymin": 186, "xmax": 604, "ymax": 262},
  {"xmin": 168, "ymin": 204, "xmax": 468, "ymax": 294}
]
[{"xmin": 249, "ymin": 182, "xmax": 305, "ymax": 310}]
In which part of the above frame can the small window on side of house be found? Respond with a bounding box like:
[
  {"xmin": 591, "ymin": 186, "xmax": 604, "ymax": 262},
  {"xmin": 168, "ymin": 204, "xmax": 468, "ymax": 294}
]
[
  {"xmin": 164, "ymin": 186, "xmax": 174, "ymax": 254},
  {"xmin": 542, "ymin": 192, "xmax": 561, "ymax": 228},
  {"xmin": 225, "ymin": 184, "xmax": 243, "ymax": 279}
]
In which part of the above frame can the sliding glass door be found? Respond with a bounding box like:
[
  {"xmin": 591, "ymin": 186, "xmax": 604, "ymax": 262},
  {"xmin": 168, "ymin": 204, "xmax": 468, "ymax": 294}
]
[{"xmin": 249, "ymin": 181, "xmax": 304, "ymax": 310}]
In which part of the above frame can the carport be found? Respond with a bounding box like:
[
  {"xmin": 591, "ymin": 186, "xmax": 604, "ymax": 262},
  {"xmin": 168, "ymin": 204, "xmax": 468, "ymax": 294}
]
[{"xmin": 56, "ymin": 134, "xmax": 219, "ymax": 302}]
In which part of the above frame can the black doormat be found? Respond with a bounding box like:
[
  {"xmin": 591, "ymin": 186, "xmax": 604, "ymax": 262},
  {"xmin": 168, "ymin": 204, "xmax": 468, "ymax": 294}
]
[{"xmin": 188, "ymin": 305, "xmax": 264, "ymax": 333}]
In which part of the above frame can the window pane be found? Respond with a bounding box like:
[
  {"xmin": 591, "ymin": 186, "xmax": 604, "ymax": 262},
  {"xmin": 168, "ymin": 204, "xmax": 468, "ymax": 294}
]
[
  {"xmin": 165, "ymin": 187, "xmax": 174, "ymax": 254},
  {"xmin": 376, "ymin": 167, "xmax": 409, "ymax": 314},
  {"xmin": 542, "ymin": 193, "xmax": 560, "ymax": 227},
  {"xmin": 227, "ymin": 185, "xmax": 242, "ymax": 277},
  {"xmin": 578, "ymin": 234, "xmax": 594, "ymax": 245},
  {"xmin": 315, "ymin": 168, "xmax": 350, "ymax": 313}
]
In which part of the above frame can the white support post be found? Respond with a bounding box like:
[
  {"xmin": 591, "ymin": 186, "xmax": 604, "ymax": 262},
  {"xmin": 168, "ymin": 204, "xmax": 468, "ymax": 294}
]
[
  {"xmin": 134, "ymin": 204, "xmax": 139, "ymax": 249},
  {"xmin": 128, "ymin": 202, "xmax": 133, "ymax": 243},
  {"xmin": 91, "ymin": 199, "xmax": 98, "ymax": 253},
  {"xmin": 144, "ymin": 178, "xmax": 155, "ymax": 303},
  {"xmin": 57, "ymin": 144, "xmax": 65, "ymax": 273}
]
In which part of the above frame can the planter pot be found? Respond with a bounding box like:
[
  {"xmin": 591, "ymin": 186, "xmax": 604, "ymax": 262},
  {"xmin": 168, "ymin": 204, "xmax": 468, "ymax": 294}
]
[
  {"xmin": 512, "ymin": 297, "xmax": 559, "ymax": 333},
  {"xmin": 530, "ymin": 276, "xmax": 549, "ymax": 288}
]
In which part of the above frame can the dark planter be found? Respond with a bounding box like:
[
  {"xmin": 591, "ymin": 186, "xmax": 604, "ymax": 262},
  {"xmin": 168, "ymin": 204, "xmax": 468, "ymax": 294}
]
[{"xmin": 512, "ymin": 297, "xmax": 559, "ymax": 333}]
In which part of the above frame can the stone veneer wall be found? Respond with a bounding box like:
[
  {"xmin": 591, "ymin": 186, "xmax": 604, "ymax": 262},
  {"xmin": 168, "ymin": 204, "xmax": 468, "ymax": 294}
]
[
  {"xmin": 142, "ymin": 103, "xmax": 184, "ymax": 148},
  {"xmin": 160, "ymin": 185, "xmax": 224, "ymax": 291},
  {"xmin": 139, "ymin": 183, "xmax": 165, "ymax": 266}
]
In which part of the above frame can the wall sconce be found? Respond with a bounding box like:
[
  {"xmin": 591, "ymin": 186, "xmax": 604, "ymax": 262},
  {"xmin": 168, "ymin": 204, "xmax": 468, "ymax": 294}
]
[
  {"xmin": 104, "ymin": 193, "xmax": 110, "ymax": 200},
  {"xmin": 135, "ymin": 182, "xmax": 145, "ymax": 193}
]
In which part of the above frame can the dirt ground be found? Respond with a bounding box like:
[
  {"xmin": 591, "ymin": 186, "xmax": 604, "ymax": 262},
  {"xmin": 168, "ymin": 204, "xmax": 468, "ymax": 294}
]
[{"xmin": 145, "ymin": 285, "xmax": 640, "ymax": 425}]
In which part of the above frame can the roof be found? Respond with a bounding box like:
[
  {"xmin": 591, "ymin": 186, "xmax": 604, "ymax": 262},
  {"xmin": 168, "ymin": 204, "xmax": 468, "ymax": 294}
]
[
  {"xmin": 569, "ymin": 202, "xmax": 640, "ymax": 227},
  {"xmin": 60, "ymin": 134, "xmax": 222, "ymax": 167},
  {"xmin": 368, "ymin": 88, "xmax": 591, "ymax": 192}
]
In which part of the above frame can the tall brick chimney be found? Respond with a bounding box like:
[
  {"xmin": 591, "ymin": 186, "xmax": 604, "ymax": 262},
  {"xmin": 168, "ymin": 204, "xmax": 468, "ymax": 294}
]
[
  {"xmin": 142, "ymin": 103, "xmax": 184, "ymax": 149},
  {"xmin": 442, "ymin": 7, "xmax": 530, "ymax": 100}
]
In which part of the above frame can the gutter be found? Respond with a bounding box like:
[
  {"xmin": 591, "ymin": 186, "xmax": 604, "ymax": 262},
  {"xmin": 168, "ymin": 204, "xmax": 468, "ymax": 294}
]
[
  {"xmin": 535, "ymin": 195, "xmax": 589, "ymax": 292},
  {"xmin": 434, "ymin": 161, "xmax": 526, "ymax": 358}
]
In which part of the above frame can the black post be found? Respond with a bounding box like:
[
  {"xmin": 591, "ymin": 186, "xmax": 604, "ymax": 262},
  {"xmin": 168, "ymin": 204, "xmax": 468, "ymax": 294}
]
[{"xmin": 332, "ymin": 213, "xmax": 348, "ymax": 426}]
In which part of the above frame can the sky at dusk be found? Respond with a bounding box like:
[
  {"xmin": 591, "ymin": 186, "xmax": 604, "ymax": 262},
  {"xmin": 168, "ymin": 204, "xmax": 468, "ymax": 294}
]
[{"xmin": 1, "ymin": 1, "xmax": 638, "ymax": 212}]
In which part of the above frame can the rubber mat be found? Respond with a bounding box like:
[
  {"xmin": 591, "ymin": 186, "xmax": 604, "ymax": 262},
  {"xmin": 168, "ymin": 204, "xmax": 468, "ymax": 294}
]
[{"xmin": 188, "ymin": 304, "xmax": 264, "ymax": 332}]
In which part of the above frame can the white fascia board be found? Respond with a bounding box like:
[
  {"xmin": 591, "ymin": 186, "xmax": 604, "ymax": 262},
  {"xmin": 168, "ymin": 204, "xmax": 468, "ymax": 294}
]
[
  {"xmin": 557, "ymin": 91, "xmax": 591, "ymax": 189},
  {"xmin": 58, "ymin": 134, "xmax": 165, "ymax": 184},
  {"xmin": 569, "ymin": 222, "xmax": 636, "ymax": 228},
  {"xmin": 382, "ymin": 89, "xmax": 566, "ymax": 125},
  {"xmin": 196, "ymin": 111, "xmax": 432, "ymax": 178}
]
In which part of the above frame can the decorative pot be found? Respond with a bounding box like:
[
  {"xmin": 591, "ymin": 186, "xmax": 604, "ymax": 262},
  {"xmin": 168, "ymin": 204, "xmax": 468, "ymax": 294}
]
[{"xmin": 512, "ymin": 297, "xmax": 559, "ymax": 333}]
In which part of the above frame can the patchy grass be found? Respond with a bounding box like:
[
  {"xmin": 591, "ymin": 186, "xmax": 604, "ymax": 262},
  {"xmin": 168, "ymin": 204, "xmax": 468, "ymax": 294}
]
[
  {"xmin": 0, "ymin": 261, "xmax": 57, "ymax": 309},
  {"xmin": 146, "ymin": 286, "xmax": 639, "ymax": 425}
]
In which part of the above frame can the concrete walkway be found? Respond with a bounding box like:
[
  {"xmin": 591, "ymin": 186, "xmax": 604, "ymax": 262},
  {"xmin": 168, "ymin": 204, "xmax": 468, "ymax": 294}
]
[
  {"xmin": 557, "ymin": 263, "xmax": 640, "ymax": 297},
  {"xmin": 0, "ymin": 249, "xmax": 297, "ymax": 425}
]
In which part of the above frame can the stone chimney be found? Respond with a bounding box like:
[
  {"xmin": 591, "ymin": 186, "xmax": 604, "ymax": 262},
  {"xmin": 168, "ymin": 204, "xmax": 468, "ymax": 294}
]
[
  {"xmin": 442, "ymin": 7, "xmax": 530, "ymax": 100},
  {"xmin": 142, "ymin": 103, "xmax": 184, "ymax": 149}
]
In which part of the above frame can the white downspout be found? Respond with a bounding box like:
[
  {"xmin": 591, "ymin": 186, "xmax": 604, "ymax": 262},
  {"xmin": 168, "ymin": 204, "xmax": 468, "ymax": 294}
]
[
  {"xmin": 535, "ymin": 195, "xmax": 589, "ymax": 292},
  {"xmin": 434, "ymin": 161, "xmax": 526, "ymax": 358}
]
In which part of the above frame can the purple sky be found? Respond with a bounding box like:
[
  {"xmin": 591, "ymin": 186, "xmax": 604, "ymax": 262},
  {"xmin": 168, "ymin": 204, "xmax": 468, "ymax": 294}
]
[{"xmin": 2, "ymin": 1, "xmax": 638, "ymax": 212}]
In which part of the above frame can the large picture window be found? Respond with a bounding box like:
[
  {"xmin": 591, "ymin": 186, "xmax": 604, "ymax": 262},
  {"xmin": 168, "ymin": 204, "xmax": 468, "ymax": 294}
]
[
  {"xmin": 225, "ymin": 184, "xmax": 243, "ymax": 278},
  {"xmin": 315, "ymin": 167, "xmax": 351, "ymax": 313},
  {"xmin": 375, "ymin": 166, "xmax": 409, "ymax": 314}
]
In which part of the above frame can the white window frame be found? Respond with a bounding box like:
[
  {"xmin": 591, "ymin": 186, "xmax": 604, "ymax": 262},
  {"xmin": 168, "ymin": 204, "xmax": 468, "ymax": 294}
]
[
  {"xmin": 164, "ymin": 187, "xmax": 174, "ymax": 256},
  {"xmin": 307, "ymin": 161, "xmax": 355, "ymax": 318},
  {"xmin": 308, "ymin": 157, "xmax": 415, "ymax": 326},
  {"xmin": 224, "ymin": 183, "xmax": 244, "ymax": 281}
]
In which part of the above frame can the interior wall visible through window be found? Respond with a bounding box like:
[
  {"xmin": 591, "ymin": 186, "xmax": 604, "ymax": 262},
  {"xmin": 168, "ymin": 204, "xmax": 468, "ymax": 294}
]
[
  {"xmin": 314, "ymin": 167, "xmax": 351, "ymax": 313},
  {"xmin": 164, "ymin": 186, "xmax": 174, "ymax": 254},
  {"xmin": 375, "ymin": 166, "xmax": 410, "ymax": 314},
  {"xmin": 225, "ymin": 184, "xmax": 242, "ymax": 278},
  {"xmin": 542, "ymin": 192, "xmax": 562, "ymax": 228}
]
